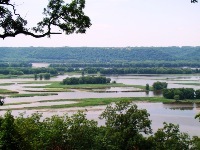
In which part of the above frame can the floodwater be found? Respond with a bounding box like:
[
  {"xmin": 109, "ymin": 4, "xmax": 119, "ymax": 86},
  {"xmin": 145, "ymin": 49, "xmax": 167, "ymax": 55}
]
[
  {"xmin": 0, "ymin": 74, "xmax": 200, "ymax": 106},
  {"xmin": 0, "ymin": 73, "xmax": 200, "ymax": 136},
  {"xmin": 32, "ymin": 63, "xmax": 50, "ymax": 68}
]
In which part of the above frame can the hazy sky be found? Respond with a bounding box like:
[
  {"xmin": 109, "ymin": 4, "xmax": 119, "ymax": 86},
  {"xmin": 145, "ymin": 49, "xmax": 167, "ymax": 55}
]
[{"xmin": 1, "ymin": 0, "xmax": 200, "ymax": 47}]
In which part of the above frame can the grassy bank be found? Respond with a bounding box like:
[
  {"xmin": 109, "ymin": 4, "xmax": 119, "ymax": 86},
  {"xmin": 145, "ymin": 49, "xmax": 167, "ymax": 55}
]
[
  {"xmin": 26, "ymin": 82, "xmax": 143, "ymax": 89},
  {"xmin": 9, "ymin": 93, "xmax": 58, "ymax": 98},
  {"xmin": 175, "ymin": 83, "xmax": 200, "ymax": 86},
  {"xmin": 0, "ymin": 83, "xmax": 15, "ymax": 86},
  {"xmin": 0, "ymin": 74, "xmax": 34, "ymax": 79},
  {"xmin": 2, "ymin": 96, "xmax": 200, "ymax": 111},
  {"xmin": 1, "ymin": 97, "xmax": 178, "ymax": 110},
  {"xmin": 0, "ymin": 89, "xmax": 18, "ymax": 94}
]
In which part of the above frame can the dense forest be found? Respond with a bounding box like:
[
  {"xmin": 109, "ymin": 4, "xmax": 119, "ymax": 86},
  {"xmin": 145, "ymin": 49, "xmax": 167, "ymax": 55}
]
[{"xmin": 1, "ymin": 47, "xmax": 200, "ymax": 66}]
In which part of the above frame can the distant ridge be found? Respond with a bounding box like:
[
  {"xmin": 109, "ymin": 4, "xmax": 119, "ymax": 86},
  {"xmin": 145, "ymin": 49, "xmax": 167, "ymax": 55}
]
[{"xmin": 0, "ymin": 47, "xmax": 200, "ymax": 63}]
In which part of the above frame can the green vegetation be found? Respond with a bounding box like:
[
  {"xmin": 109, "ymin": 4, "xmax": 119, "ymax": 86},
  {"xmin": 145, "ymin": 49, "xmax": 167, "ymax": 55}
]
[
  {"xmin": 1, "ymin": 47, "xmax": 200, "ymax": 64},
  {"xmin": 145, "ymin": 84, "xmax": 150, "ymax": 91},
  {"xmin": 0, "ymin": 89, "xmax": 18, "ymax": 94},
  {"xmin": 1, "ymin": 97, "xmax": 176, "ymax": 110},
  {"xmin": 152, "ymin": 81, "xmax": 168, "ymax": 90},
  {"xmin": 100, "ymin": 67, "xmax": 194, "ymax": 74},
  {"xmin": 0, "ymin": 83, "xmax": 15, "ymax": 86},
  {"xmin": 9, "ymin": 93, "xmax": 58, "ymax": 98},
  {"xmin": 63, "ymin": 76, "xmax": 111, "ymax": 85},
  {"xmin": 0, "ymin": 0, "xmax": 91, "ymax": 39},
  {"xmin": 24, "ymin": 89, "xmax": 72, "ymax": 92},
  {"xmin": 175, "ymin": 83, "xmax": 200, "ymax": 86},
  {"xmin": 0, "ymin": 67, "xmax": 58, "ymax": 76},
  {"xmin": 31, "ymin": 82, "xmax": 139, "ymax": 90},
  {"xmin": 163, "ymin": 88, "xmax": 197, "ymax": 100},
  {"xmin": 0, "ymin": 101, "xmax": 199, "ymax": 149},
  {"xmin": 2, "ymin": 96, "xmax": 200, "ymax": 110}
]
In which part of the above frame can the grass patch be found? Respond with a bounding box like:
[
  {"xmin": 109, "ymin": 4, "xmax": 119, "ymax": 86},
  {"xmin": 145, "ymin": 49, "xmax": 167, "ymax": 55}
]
[
  {"xmin": 130, "ymin": 85, "xmax": 153, "ymax": 91},
  {"xmin": 0, "ymin": 83, "xmax": 15, "ymax": 86},
  {"xmin": 0, "ymin": 74, "xmax": 34, "ymax": 79},
  {"xmin": 0, "ymin": 89, "xmax": 18, "ymax": 94},
  {"xmin": 4, "ymin": 102, "xmax": 31, "ymax": 105},
  {"xmin": 24, "ymin": 88, "xmax": 72, "ymax": 92},
  {"xmin": 2, "ymin": 97, "xmax": 200, "ymax": 110},
  {"xmin": 26, "ymin": 82, "xmax": 143, "ymax": 89},
  {"xmin": 175, "ymin": 83, "xmax": 200, "ymax": 86},
  {"xmin": 44, "ymin": 88, "xmax": 72, "ymax": 92},
  {"xmin": 9, "ymin": 93, "xmax": 58, "ymax": 98},
  {"xmin": 1, "ymin": 97, "xmax": 176, "ymax": 110},
  {"xmin": 0, "ymin": 74, "xmax": 18, "ymax": 79},
  {"xmin": 19, "ymin": 81, "xmax": 58, "ymax": 84}
]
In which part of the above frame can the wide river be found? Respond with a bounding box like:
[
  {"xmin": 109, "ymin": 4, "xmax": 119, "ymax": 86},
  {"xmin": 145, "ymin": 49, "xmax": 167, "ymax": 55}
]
[{"xmin": 0, "ymin": 72, "xmax": 200, "ymax": 136}]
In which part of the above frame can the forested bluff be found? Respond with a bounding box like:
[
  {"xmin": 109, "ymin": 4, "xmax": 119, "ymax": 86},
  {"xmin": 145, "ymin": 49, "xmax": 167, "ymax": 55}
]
[{"xmin": 1, "ymin": 47, "xmax": 200, "ymax": 65}]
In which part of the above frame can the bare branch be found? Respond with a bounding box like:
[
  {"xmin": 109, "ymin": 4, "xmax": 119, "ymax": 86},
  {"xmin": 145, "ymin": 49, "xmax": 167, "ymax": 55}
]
[{"xmin": 0, "ymin": 31, "xmax": 62, "ymax": 39}]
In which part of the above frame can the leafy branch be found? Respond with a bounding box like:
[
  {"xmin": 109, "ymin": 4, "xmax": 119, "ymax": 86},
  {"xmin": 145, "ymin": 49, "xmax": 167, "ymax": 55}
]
[{"xmin": 0, "ymin": 0, "xmax": 91, "ymax": 39}]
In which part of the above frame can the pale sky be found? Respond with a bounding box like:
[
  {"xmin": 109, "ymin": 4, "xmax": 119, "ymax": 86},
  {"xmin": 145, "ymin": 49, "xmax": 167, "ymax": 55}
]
[{"xmin": 1, "ymin": 0, "xmax": 200, "ymax": 47}]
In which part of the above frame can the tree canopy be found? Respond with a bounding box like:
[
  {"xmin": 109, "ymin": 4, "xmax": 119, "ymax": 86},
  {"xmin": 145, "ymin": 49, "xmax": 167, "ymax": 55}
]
[{"xmin": 0, "ymin": 0, "xmax": 91, "ymax": 39}]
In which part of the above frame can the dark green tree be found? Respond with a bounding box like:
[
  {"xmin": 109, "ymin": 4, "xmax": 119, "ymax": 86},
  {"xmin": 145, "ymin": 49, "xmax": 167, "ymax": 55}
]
[
  {"xmin": 195, "ymin": 89, "xmax": 200, "ymax": 99},
  {"xmin": 163, "ymin": 89, "xmax": 174, "ymax": 99},
  {"xmin": 152, "ymin": 81, "xmax": 168, "ymax": 91},
  {"xmin": 99, "ymin": 101, "xmax": 152, "ymax": 150},
  {"xmin": 0, "ymin": 0, "xmax": 91, "ymax": 39},
  {"xmin": 34, "ymin": 74, "xmax": 38, "ymax": 80},
  {"xmin": 146, "ymin": 83, "xmax": 150, "ymax": 91},
  {"xmin": 39, "ymin": 74, "xmax": 43, "ymax": 80},
  {"xmin": 0, "ymin": 111, "xmax": 28, "ymax": 150},
  {"xmin": 148, "ymin": 122, "xmax": 191, "ymax": 150},
  {"xmin": 43, "ymin": 73, "xmax": 51, "ymax": 80}
]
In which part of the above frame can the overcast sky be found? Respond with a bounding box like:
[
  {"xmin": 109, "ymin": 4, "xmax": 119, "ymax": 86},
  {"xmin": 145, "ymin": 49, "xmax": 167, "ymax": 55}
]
[{"xmin": 1, "ymin": 0, "xmax": 200, "ymax": 47}]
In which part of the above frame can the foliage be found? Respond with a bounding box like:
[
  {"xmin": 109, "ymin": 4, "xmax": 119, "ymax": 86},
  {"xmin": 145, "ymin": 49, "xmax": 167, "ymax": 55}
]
[
  {"xmin": 152, "ymin": 81, "xmax": 168, "ymax": 91},
  {"xmin": 0, "ymin": 67, "xmax": 58, "ymax": 75},
  {"xmin": 1, "ymin": 47, "xmax": 200, "ymax": 63},
  {"xmin": 146, "ymin": 83, "xmax": 150, "ymax": 91},
  {"xmin": 163, "ymin": 88, "xmax": 195, "ymax": 100},
  {"xmin": 191, "ymin": 136, "xmax": 200, "ymax": 150},
  {"xmin": 195, "ymin": 89, "xmax": 200, "ymax": 99},
  {"xmin": 148, "ymin": 122, "xmax": 191, "ymax": 150},
  {"xmin": 99, "ymin": 101, "xmax": 152, "ymax": 149},
  {"xmin": 63, "ymin": 76, "xmax": 111, "ymax": 85},
  {"xmin": 0, "ymin": 101, "xmax": 199, "ymax": 149},
  {"xmin": 174, "ymin": 95, "xmax": 180, "ymax": 101},
  {"xmin": 0, "ymin": 0, "xmax": 91, "ymax": 39},
  {"xmin": 100, "ymin": 67, "xmax": 194, "ymax": 74}
]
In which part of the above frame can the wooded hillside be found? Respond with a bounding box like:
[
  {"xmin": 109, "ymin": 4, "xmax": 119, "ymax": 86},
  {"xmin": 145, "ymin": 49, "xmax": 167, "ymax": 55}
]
[{"xmin": 0, "ymin": 46, "xmax": 200, "ymax": 63}]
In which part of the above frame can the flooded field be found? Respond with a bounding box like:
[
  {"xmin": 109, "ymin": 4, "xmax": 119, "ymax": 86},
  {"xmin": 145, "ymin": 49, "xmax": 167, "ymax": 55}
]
[{"xmin": 0, "ymin": 73, "xmax": 200, "ymax": 136}]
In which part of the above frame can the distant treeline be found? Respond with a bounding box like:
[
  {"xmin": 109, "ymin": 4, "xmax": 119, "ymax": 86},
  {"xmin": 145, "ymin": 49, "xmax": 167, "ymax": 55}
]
[
  {"xmin": 62, "ymin": 76, "xmax": 111, "ymax": 85},
  {"xmin": 1, "ymin": 67, "xmax": 200, "ymax": 75},
  {"xmin": 0, "ymin": 68, "xmax": 58, "ymax": 75},
  {"xmin": 0, "ymin": 62, "xmax": 32, "ymax": 67},
  {"xmin": 1, "ymin": 47, "xmax": 200, "ymax": 63},
  {"xmin": 99, "ymin": 68, "xmax": 196, "ymax": 74},
  {"xmin": 50, "ymin": 61, "xmax": 200, "ymax": 68}
]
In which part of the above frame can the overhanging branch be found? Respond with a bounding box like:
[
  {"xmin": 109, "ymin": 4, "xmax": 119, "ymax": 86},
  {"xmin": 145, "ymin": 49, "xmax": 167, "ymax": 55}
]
[{"xmin": 0, "ymin": 31, "xmax": 62, "ymax": 39}]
